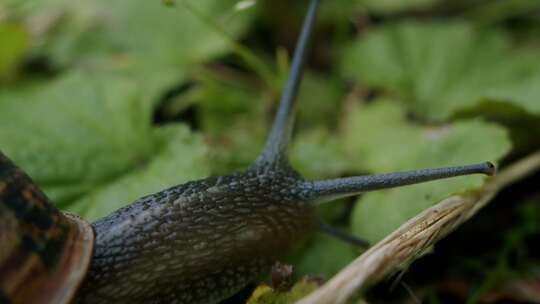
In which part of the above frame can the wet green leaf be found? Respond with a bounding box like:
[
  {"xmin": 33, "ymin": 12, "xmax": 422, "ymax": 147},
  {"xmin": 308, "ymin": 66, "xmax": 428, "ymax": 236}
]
[
  {"xmin": 342, "ymin": 21, "xmax": 540, "ymax": 121},
  {"xmin": 0, "ymin": 69, "xmax": 209, "ymax": 220},
  {"xmin": 345, "ymin": 101, "xmax": 511, "ymax": 242}
]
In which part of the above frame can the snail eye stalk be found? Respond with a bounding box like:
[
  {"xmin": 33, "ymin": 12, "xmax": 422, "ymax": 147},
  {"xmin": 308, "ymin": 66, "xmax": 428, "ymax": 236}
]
[
  {"xmin": 304, "ymin": 162, "xmax": 495, "ymax": 203},
  {"xmin": 255, "ymin": 0, "xmax": 321, "ymax": 167}
]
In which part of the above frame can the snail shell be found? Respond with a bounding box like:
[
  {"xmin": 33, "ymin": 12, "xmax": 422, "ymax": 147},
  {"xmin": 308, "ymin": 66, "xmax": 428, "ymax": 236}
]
[{"xmin": 0, "ymin": 152, "xmax": 94, "ymax": 304}]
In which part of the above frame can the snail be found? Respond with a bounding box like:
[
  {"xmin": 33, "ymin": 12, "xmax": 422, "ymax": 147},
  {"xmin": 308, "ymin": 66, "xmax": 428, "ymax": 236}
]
[{"xmin": 0, "ymin": 0, "xmax": 496, "ymax": 303}]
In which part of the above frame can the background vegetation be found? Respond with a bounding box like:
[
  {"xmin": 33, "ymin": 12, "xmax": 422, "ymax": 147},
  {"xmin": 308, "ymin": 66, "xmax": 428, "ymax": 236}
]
[{"xmin": 1, "ymin": 0, "xmax": 539, "ymax": 302}]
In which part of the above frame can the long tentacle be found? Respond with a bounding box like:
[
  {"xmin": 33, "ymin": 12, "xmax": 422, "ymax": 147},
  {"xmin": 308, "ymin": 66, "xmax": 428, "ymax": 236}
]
[
  {"xmin": 255, "ymin": 0, "xmax": 321, "ymax": 167},
  {"xmin": 304, "ymin": 162, "xmax": 495, "ymax": 203}
]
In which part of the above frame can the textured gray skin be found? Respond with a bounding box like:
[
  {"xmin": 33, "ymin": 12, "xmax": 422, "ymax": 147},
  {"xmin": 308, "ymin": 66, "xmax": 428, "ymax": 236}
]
[{"xmin": 76, "ymin": 167, "xmax": 316, "ymax": 303}]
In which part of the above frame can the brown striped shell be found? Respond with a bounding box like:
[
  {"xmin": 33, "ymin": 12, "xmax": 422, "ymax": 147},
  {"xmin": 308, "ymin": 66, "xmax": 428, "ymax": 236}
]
[{"xmin": 0, "ymin": 152, "xmax": 94, "ymax": 304}]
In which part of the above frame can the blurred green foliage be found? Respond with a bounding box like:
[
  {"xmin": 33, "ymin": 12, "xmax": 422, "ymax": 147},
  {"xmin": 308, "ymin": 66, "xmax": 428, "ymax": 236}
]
[
  {"xmin": 0, "ymin": 70, "xmax": 210, "ymax": 220},
  {"xmin": 0, "ymin": 23, "xmax": 28, "ymax": 80},
  {"xmin": 1, "ymin": 0, "xmax": 540, "ymax": 302},
  {"xmin": 346, "ymin": 101, "xmax": 510, "ymax": 242},
  {"xmin": 342, "ymin": 21, "xmax": 540, "ymax": 120}
]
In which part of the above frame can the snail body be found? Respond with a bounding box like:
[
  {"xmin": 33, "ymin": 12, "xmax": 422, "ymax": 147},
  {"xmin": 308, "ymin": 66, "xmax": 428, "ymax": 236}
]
[
  {"xmin": 78, "ymin": 168, "xmax": 316, "ymax": 303},
  {"xmin": 0, "ymin": 0, "xmax": 495, "ymax": 303}
]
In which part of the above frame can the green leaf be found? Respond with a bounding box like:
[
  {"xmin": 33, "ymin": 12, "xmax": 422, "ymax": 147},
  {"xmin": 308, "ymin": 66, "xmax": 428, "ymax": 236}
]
[
  {"xmin": 458, "ymin": 100, "xmax": 540, "ymax": 155},
  {"xmin": 0, "ymin": 23, "xmax": 29, "ymax": 80},
  {"xmin": 342, "ymin": 21, "xmax": 540, "ymax": 121},
  {"xmin": 290, "ymin": 128, "xmax": 349, "ymax": 180},
  {"xmin": 0, "ymin": 69, "xmax": 209, "ymax": 220},
  {"xmin": 345, "ymin": 100, "xmax": 511, "ymax": 243},
  {"xmin": 294, "ymin": 233, "xmax": 358, "ymax": 280},
  {"xmin": 28, "ymin": 0, "xmax": 254, "ymax": 69}
]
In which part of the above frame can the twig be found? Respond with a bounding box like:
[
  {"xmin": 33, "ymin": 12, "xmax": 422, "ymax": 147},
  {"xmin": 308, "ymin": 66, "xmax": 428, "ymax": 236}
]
[{"xmin": 298, "ymin": 151, "xmax": 540, "ymax": 304}]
